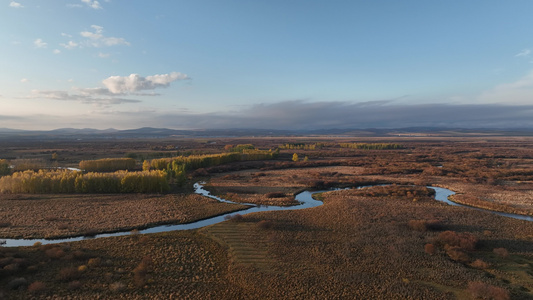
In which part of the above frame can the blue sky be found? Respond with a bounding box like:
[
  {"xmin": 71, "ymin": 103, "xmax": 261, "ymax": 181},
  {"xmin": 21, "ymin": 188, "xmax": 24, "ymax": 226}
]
[{"xmin": 2, "ymin": 0, "xmax": 533, "ymax": 130}]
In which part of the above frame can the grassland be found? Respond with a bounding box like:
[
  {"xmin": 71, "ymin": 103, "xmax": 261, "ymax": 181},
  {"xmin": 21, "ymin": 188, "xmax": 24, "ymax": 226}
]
[
  {"xmin": 1, "ymin": 136, "xmax": 533, "ymax": 299},
  {"xmin": 0, "ymin": 193, "xmax": 248, "ymax": 239}
]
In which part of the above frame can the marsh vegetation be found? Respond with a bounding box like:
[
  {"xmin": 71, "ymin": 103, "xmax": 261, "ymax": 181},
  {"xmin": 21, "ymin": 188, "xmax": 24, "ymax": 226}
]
[{"xmin": 0, "ymin": 136, "xmax": 532, "ymax": 299}]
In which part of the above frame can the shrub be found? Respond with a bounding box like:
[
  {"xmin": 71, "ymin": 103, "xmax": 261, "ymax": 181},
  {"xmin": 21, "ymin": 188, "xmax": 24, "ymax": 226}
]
[
  {"xmin": 408, "ymin": 220, "xmax": 427, "ymax": 231},
  {"xmin": 445, "ymin": 246, "xmax": 470, "ymax": 263},
  {"xmin": 471, "ymin": 259, "xmax": 490, "ymax": 269},
  {"xmin": 257, "ymin": 220, "xmax": 273, "ymax": 230},
  {"xmin": 133, "ymin": 256, "xmax": 153, "ymax": 287},
  {"xmin": 224, "ymin": 214, "xmax": 244, "ymax": 222},
  {"xmin": 110, "ymin": 282, "xmax": 127, "ymax": 293},
  {"xmin": 493, "ymin": 248, "xmax": 509, "ymax": 258},
  {"xmin": 78, "ymin": 265, "xmax": 88, "ymax": 272},
  {"xmin": 436, "ymin": 231, "xmax": 477, "ymax": 251},
  {"xmin": 0, "ymin": 257, "xmax": 13, "ymax": 268},
  {"xmin": 87, "ymin": 257, "xmax": 102, "ymax": 267},
  {"xmin": 424, "ymin": 243, "xmax": 436, "ymax": 255},
  {"xmin": 28, "ymin": 281, "xmax": 46, "ymax": 293},
  {"xmin": 72, "ymin": 250, "xmax": 88, "ymax": 260},
  {"xmin": 408, "ymin": 219, "xmax": 443, "ymax": 231},
  {"xmin": 68, "ymin": 280, "xmax": 82, "ymax": 290},
  {"xmin": 58, "ymin": 267, "xmax": 81, "ymax": 281},
  {"xmin": 4, "ymin": 263, "xmax": 20, "ymax": 272},
  {"xmin": 139, "ymin": 236, "xmax": 150, "ymax": 244},
  {"xmin": 467, "ymin": 281, "xmax": 510, "ymax": 300},
  {"xmin": 45, "ymin": 247, "xmax": 65, "ymax": 259},
  {"xmin": 83, "ymin": 230, "xmax": 99, "ymax": 237},
  {"xmin": 266, "ymin": 192, "xmax": 286, "ymax": 198},
  {"xmin": 8, "ymin": 277, "xmax": 27, "ymax": 290}
]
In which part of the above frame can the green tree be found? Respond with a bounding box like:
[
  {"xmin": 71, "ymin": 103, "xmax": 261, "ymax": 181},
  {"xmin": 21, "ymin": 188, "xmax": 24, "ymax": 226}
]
[{"xmin": 0, "ymin": 159, "xmax": 10, "ymax": 176}]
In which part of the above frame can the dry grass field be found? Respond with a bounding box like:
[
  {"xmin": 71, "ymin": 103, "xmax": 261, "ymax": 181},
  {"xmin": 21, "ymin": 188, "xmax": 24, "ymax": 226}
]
[{"xmin": 0, "ymin": 193, "xmax": 248, "ymax": 239}]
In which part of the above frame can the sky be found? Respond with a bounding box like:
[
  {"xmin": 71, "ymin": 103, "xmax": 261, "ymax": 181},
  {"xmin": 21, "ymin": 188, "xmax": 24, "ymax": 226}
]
[{"xmin": 1, "ymin": 0, "xmax": 533, "ymax": 130}]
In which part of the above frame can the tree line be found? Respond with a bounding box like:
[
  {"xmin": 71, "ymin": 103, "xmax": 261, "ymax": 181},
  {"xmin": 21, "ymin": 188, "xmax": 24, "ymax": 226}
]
[
  {"xmin": 79, "ymin": 158, "xmax": 137, "ymax": 172},
  {"xmin": 279, "ymin": 143, "xmax": 327, "ymax": 150},
  {"xmin": 144, "ymin": 151, "xmax": 277, "ymax": 184},
  {"xmin": 0, "ymin": 150, "xmax": 277, "ymax": 194},
  {"xmin": 0, "ymin": 169, "xmax": 169, "ymax": 194},
  {"xmin": 339, "ymin": 143, "xmax": 404, "ymax": 150}
]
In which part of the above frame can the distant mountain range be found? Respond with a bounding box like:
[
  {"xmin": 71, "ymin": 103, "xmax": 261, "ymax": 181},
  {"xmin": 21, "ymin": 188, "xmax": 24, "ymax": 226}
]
[{"xmin": 0, "ymin": 127, "xmax": 532, "ymax": 140}]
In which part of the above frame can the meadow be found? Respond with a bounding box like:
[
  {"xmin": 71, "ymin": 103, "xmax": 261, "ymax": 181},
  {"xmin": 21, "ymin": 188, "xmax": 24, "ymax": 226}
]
[{"xmin": 0, "ymin": 136, "xmax": 532, "ymax": 299}]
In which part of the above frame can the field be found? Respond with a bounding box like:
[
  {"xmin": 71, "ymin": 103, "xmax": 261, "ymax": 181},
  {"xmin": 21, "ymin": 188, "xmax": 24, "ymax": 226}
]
[{"xmin": 1, "ymin": 136, "xmax": 533, "ymax": 299}]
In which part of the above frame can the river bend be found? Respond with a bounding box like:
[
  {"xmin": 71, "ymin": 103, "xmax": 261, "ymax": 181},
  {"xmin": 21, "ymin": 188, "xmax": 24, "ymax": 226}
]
[{"xmin": 1, "ymin": 183, "xmax": 531, "ymax": 247}]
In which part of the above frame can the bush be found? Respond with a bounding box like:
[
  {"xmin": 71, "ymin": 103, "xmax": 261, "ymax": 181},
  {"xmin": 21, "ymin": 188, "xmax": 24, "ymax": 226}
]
[
  {"xmin": 28, "ymin": 281, "xmax": 46, "ymax": 293},
  {"xmin": 408, "ymin": 219, "xmax": 443, "ymax": 231},
  {"xmin": 58, "ymin": 267, "xmax": 81, "ymax": 281},
  {"xmin": 266, "ymin": 192, "xmax": 286, "ymax": 198},
  {"xmin": 467, "ymin": 281, "xmax": 510, "ymax": 300},
  {"xmin": 493, "ymin": 248, "xmax": 509, "ymax": 258},
  {"xmin": 78, "ymin": 265, "xmax": 88, "ymax": 272},
  {"xmin": 0, "ymin": 222, "xmax": 11, "ymax": 228},
  {"xmin": 424, "ymin": 243, "xmax": 436, "ymax": 255},
  {"xmin": 224, "ymin": 214, "xmax": 244, "ymax": 222},
  {"xmin": 436, "ymin": 231, "xmax": 477, "ymax": 251},
  {"xmin": 110, "ymin": 282, "xmax": 127, "ymax": 293},
  {"xmin": 68, "ymin": 280, "xmax": 82, "ymax": 290},
  {"xmin": 257, "ymin": 220, "xmax": 273, "ymax": 230},
  {"xmin": 45, "ymin": 247, "xmax": 66, "ymax": 259},
  {"xmin": 445, "ymin": 245, "xmax": 471, "ymax": 263},
  {"xmin": 470, "ymin": 259, "xmax": 490, "ymax": 269},
  {"xmin": 8, "ymin": 277, "xmax": 27, "ymax": 290},
  {"xmin": 87, "ymin": 257, "xmax": 102, "ymax": 267},
  {"xmin": 133, "ymin": 256, "xmax": 153, "ymax": 287}
]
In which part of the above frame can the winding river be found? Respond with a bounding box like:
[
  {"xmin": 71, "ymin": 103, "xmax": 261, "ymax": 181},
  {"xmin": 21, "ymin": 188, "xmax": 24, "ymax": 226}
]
[{"xmin": 1, "ymin": 183, "xmax": 531, "ymax": 247}]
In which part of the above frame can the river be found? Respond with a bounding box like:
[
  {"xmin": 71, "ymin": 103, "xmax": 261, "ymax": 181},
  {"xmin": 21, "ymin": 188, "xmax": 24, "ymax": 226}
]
[{"xmin": 1, "ymin": 183, "xmax": 530, "ymax": 247}]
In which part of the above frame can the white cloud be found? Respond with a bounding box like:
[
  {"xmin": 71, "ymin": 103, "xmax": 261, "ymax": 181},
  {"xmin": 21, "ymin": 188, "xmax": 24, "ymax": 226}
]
[
  {"xmin": 80, "ymin": 25, "xmax": 129, "ymax": 47},
  {"xmin": 81, "ymin": 0, "xmax": 101, "ymax": 9},
  {"xmin": 29, "ymin": 89, "xmax": 140, "ymax": 106},
  {"xmin": 27, "ymin": 71, "xmax": 187, "ymax": 107},
  {"xmin": 515, "ymin": 49, "xmax": 531, "ymax": 57},
  {"xmin": 34, "ymin": 38, "xmax": 47, "ymax": 48},
  {"xmin": 61, "ymin": 33, "xmax": 72, "ymax": 38},
  {"xmin": 98, "ymin": 52, "xmax": 110, "ymax": 58},
  {"xmin": 478, "ymin": 69, "xmax": 533, "ymax": 104},
  {"xmin": 60, "ymin": 41, "xmax": 79, "ymax": 49},
  {"xmin": 102, "ymin": 72, "xmax": 189, "ymax": 94},
  {"xmin": 20, "ymin": 78, "xmax": 28, "ymax": 83},
  {"xmin": 9, "ymin": 1, "xmax": 23, "ymax": 8},
  {"xmin": 53, "ymin": 49, "xmax": 61, "ymax": 54}
]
